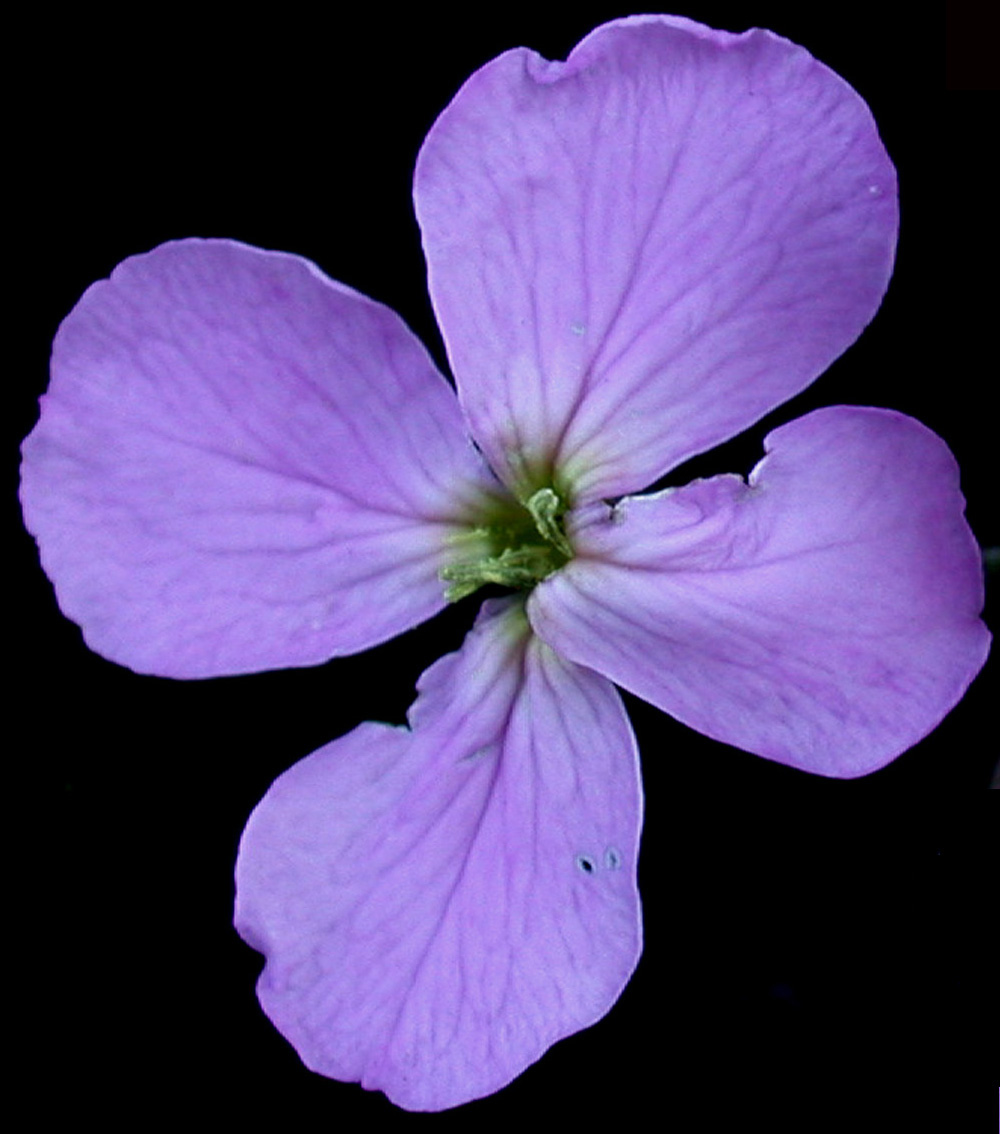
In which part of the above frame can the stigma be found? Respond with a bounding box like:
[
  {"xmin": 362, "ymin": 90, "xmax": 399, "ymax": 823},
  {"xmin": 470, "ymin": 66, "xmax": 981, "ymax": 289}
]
[{"xmin": 440, "ymin": 487, "xmax": 573, "ymax": 602}]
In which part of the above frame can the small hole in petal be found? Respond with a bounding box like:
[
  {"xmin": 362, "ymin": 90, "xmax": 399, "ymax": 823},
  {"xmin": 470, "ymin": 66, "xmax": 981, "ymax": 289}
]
[
  {"xmin": 604, "ymin": 847, "xmax": 622, "ymax": 870},
  {"xmin": 575, "ymin": 854, "xmax": 596, "ymax": 875}
]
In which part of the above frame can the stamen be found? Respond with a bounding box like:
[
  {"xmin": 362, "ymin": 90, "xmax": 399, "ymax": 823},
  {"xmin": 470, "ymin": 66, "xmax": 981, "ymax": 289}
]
[
  {"xmin": 526, "ymin": 487, "xmax": 573, "ymax": 558},
  {"xmin": 440, "ymin": 546, "xmax": 560, "ymax": 602},
  {"xmin": 440, "ymin": 485, "xmax": 574, "ymax": 602}
]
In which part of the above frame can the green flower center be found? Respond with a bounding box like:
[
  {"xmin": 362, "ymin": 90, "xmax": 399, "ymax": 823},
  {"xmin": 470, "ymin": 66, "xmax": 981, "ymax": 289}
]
[{"xmin": 440, "ymin": 487, "xmax": 573, "ymax": 602}]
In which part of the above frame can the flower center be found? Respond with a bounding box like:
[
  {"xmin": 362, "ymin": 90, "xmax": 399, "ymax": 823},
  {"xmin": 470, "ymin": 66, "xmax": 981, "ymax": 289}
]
[{"xmin": 440, "ymin": 487, "xmax": 573, "ymax": 602}]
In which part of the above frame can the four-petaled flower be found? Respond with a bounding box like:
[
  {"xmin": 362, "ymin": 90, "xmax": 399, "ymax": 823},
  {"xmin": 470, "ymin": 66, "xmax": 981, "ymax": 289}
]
[{"xmin": 20, "ymin": 15, "xmax": 989, "ymax": 1112}]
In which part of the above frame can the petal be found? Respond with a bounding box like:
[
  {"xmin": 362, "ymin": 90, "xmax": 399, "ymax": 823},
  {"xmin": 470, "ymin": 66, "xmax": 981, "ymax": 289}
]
[
  {"xmin": 415, "ymin": 16, "xmax": 897, "ymax": 501},
  {"xmin": 234, "ymin": 599, "xmax": 643, "ymax": 1111},
  {"xmin": 529, "ymin": 407, "xmax": 990, "ymax": 777},
  {"xmin": 20, "ymin": 239, "xmax": 500, "ymax": 677}
]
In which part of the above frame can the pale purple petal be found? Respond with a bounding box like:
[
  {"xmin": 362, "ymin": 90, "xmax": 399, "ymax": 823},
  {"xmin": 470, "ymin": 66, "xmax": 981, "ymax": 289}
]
[
  {"xmin": 529, "ymin": 407, "xmax": 990, "ymax": 777},
  {"xmin": 20, "ymin": 239, "xmax": 500, "ymax": 677},
  {"xmin": 234, "ymin": 599, "xmax": 642, "ymax": 1111},
  {"xmin": 415, "ymin": 15, "xmax": 897, "ymax": 501}
]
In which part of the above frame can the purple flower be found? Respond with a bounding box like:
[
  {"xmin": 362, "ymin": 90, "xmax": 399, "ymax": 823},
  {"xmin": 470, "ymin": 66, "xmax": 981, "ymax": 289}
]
[{"xmin": 20, "ymin": 14, "xmax": 988, "ymax": 1113}]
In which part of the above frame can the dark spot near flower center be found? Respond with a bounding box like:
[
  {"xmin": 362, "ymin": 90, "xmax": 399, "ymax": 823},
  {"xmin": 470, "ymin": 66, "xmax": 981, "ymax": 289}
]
[{"xmin": 575, "ymin": 854, "xmax": 597, "ymax": 874}]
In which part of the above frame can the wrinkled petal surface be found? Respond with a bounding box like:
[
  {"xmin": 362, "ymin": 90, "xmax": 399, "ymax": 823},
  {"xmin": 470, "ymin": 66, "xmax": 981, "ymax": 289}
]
[
  {"xmin": 21, "ymin": 239, "xmax": 500, "ymax": 677},
  {"xmin": 529, "ymin": 407, "xmax": 990, "ymax": 777},
  {"xmin": 235, "ymin": 600, "xmax": 643, "ymax": 1111},
  {"xmin": 415, "ymin": 15, "xmax": 897, "ymax": 501}
]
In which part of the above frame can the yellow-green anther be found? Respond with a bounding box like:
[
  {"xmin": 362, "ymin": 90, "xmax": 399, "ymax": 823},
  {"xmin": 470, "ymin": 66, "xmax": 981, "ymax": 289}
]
[
  {"xmin": 440, "ymin": 484, "xmax": 574, "ymax": 603},
  {"xmin": 525, "ymin": 487, "xmax": 573, "ymax": 557},
  {"xmin": 440, "ymin": 545, "xmax": 560, "ymax": 602}
]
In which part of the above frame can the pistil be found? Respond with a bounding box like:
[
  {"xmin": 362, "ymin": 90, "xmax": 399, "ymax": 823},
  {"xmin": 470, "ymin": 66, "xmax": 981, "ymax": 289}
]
[{"xmin": 441, "ymin": 486, "xmax": 573, "ymax": 602}]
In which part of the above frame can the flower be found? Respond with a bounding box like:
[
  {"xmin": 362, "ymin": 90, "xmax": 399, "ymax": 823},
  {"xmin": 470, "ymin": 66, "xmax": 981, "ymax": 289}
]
[{"xmin": 20, "ymin": 13, "xmax": 988, "ymax": 1114}]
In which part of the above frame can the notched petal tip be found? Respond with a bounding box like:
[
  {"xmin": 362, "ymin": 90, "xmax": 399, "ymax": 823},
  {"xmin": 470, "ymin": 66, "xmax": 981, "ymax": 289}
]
[
  {"xmin": 416, "ymin": 15, "xmax": 898, "ymax": 502},
  {"xmin": 530, "ymin": 406, "xmax": 989, "ymax": 778}
]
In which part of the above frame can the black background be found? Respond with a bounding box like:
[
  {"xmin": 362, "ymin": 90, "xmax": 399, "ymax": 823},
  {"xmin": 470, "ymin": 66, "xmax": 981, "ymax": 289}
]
[
  {"xmin": 11, "ymin": 5, "xmax": 996, "ymax": 1129},
  {"xmin": 947, "ymin": 0, "xmax": 1000, "ymax": 90}
]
